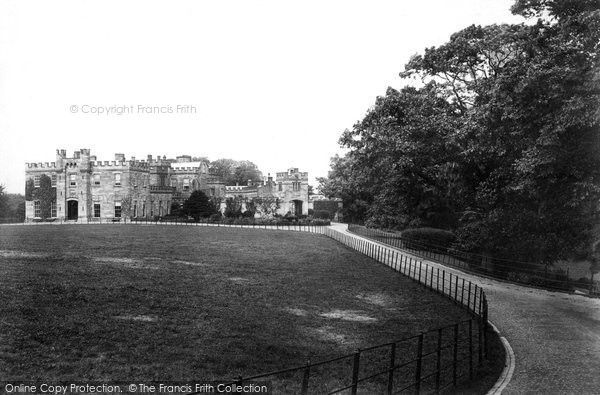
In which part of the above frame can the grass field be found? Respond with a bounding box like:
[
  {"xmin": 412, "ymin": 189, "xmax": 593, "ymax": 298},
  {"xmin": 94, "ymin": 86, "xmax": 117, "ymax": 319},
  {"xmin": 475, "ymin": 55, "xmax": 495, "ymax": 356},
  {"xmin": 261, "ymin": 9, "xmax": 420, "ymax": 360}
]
[{"xmin": 0, "ymin": 225, "xmax": 475, "ymax": 389}]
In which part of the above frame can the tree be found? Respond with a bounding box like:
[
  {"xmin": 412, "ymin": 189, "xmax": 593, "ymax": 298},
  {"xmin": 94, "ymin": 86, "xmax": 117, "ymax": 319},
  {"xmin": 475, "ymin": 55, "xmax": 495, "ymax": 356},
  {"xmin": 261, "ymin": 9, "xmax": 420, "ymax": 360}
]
[
  {"xmin": 325, "ymin": 0, "xmax": 600, "ymax": 265},
  {"xmin": 223, "ymin": 197, "xmax": 244, "ymax": 218},
  {"xmin": 209, "ymin": 159, "xmax": 263, "ymax": 186},
  {"xmin": 183, "ymin": 191, "xmax": 216, "ymax": 220},
  {"xmin": 232, "ymin": 160, "xmax": 263, "ymax": 186},
  {"xmin": 317, "ymin": 154, "xmax": 372, "ymax": 224},
  {"xmin": 0, "ymin": 185, "xmax": 9, "ymax": 219},
  {"xmin": 336, "ymin": 84, "xmax": 464, "ymax": 229}
]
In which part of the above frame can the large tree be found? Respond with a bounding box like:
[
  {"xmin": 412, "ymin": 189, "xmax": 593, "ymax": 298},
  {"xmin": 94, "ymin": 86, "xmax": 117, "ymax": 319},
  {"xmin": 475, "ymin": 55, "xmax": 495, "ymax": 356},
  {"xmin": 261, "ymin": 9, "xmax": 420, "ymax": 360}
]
[
  {"xmin": 323, "ymin": 0, "xmax": 600, "ymax": 265},
  {"xmin": 183, "ymin": 191, "xmax": 216, "ymax": 220},
  {"xmin": 209, "ymin": 159, "xmax": 263, "ymax": 186}
]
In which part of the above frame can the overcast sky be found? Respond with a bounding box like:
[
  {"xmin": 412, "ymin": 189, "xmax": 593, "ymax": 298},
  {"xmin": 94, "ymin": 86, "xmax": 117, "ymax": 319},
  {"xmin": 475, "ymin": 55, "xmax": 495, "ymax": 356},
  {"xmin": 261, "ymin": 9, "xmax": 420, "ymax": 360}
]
[{"xmin": 0, "ymin": 0, "xmax": 525, "ymax": 193}]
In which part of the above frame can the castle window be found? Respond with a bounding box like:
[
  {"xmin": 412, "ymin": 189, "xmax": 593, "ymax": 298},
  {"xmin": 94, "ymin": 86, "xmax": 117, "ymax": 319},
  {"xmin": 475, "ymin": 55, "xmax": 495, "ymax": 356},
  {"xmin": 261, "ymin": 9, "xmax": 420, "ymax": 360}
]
[
  {"xmin": 158, "ymin": 201, "xmax": 163, "ymax": 216},
  {"xmin": 183, "ymin": 179, "xmax": 190, "ymax": 191},
  {"xmin": 210, "ymin": 187, "xmax": 215, "ymax": 196},
  {"xmin": 51, "ymin": 175, "xmax": 57, "ymax": 187},
  {"xmin": 293, "ymin": 182, "xmax": 301, "ymax": 191},
  {"xmin": 278, "ymin": 182, "xmax": 282, "ymax": 191},
  {"xmin": 93, "ymin": 174, "xmax": 100, "ymax": 186},
  {"xmin": 114, "ymin": 173, "xmax": 121, "ymax": 187},
  {"xmin": 34, "ymin": 201, "xmax": 41, "ymax": 217},
  {"xmin": 171, "ymin": 178, "xmax": 177, "ymax": 187},
  {"xmin": 69, "ymin": 174, "xmax": 77, "ymax": 187},
  {"xmin": 34, "ymin": 175, "xmax": 40, "ymax": 187},
  {"xmin": 142, "ymin": 202, "xmax": 146, "ymax": 217},
  {"xmin": 51, "ymin": 202, "xmax": 57, "ymax": 218},
  {"xmin": 114, "ymin": 202, "xmax": 121, "ymax": 218},
  {"xmin": 94, "ymin": 204, "xmax": 101, "ymax": 218},
  {"xmin": 133, "ymin": 201, "xmax": 137, "ymax": 217}
]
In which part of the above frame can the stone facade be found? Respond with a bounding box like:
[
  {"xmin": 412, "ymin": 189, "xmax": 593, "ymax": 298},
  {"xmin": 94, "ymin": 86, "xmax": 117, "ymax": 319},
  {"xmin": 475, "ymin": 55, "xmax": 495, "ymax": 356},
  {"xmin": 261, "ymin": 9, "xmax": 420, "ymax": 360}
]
[
  {"xmin": 25, "ymin": 149, "xmax": 308, "ymax": 221},
  {"xmin": 222, "ymin": 168, "xmax": 309, "ymax": 216}
]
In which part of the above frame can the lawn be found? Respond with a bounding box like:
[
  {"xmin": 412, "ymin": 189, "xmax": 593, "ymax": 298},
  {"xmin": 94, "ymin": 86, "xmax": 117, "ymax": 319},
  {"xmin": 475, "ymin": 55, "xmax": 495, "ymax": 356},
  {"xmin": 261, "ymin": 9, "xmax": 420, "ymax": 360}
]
[{"xmin": 0, "ymin": 225, "xmax": 473, "ymax": 390}]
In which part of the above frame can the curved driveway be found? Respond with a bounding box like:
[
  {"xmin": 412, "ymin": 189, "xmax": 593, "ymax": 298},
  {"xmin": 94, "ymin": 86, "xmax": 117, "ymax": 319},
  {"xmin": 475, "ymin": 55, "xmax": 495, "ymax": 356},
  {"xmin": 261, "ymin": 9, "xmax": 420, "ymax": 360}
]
[{"xmin": 330, "ymin": 223, "xmax": 600, "ymax": 394}]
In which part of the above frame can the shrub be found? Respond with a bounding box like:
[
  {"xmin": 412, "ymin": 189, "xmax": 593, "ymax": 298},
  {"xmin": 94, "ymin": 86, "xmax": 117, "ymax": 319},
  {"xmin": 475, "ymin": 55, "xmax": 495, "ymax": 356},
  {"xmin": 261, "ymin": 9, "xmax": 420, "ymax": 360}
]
[
  {"xmin": 313, "ymin": 200, "xmax": 339, "ymax": 219},
  {"xmin": 401, "ymin": 228, "xmax": 456, "ymax": 253},
  {"xmin": 313, "ymin": 210, "xmax": 330, "ymax": 220},
  {"xmin": 209, "ymin": 213, "xmax": 222, "ymax": 223},
  {"xmin": 233, "ymin": 217, "xmax": 253, "ymax": 225},
  {"xmin": 241, "ymin": 210, "xmax": 254, "ymax": 218},
  {"xmin": 309, "ymin": 218, "xmax": 331, "ymax": 226}
]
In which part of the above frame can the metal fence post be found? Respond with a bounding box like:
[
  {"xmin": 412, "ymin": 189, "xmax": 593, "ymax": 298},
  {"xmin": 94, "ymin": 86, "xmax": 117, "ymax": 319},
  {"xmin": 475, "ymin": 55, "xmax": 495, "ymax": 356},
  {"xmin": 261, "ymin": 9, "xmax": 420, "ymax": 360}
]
[
  {"xmin": 351, "ymin": 350, "xmax": 361, "ymax": 395},
  {"xmin": 483, "ymin": 299, "xmax": 489, "ymax": 359},
  {"xmin": 435, "ymin": 328, "xmax": 442, "ymax": 393},
  {"xmin": 442, "ymin": 270, "xmax": 446, "ymax": 295},
  {"xmin": 478, "ymin": 317, "xmax": 483, "ymax": 366},
  {"xmin": 301, "ymin": 360, "xmax": 311, "ymax": 395},
  {"xmin": 415, "ymin": 334, "xmax": 424, "ymax": 395},
  {"xmin": 430, "ymin": 266, "xmax": 434, "ymax": 289},
  {"xmin": 453, "ymin": 324, "xmax": 458, "ymax": 387},
  {"xmin": 467, "ymin": 282, "xmax": 472, "ymax": 311},
  {"xmin": 453, "ymin": 275, "xmax": 458, "ymax": 303},
  {"xmin": 387, "ymin": 343, "xmax": 396, "ymax": 395},
  {"xmin": 469, "ymin": 319, "xmax": 473, "ymax": 379}
]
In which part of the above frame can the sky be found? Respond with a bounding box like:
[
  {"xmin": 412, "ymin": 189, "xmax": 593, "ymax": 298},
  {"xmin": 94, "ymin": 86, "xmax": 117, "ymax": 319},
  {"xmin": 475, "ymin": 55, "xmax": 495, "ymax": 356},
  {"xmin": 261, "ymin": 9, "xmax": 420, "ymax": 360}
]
[{"xmin": 0, "ymin": 0, "xmax": 525, "ymax": 194}]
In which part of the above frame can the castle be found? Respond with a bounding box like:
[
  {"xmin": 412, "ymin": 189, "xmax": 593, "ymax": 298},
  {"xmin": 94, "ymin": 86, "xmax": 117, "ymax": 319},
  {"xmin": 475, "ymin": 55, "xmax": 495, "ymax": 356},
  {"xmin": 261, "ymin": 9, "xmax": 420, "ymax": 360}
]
[{"xmin": 24, "ymin": 149, "xmax": 309, "ymax": 222}]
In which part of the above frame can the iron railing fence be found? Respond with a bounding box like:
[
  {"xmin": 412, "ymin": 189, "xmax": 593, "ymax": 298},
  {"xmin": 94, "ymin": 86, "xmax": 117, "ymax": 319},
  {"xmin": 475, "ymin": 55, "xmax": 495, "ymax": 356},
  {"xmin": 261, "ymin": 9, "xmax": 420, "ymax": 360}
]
[
  {"xmin": 347, "ymin": 223, "xmax": 589, "ymax": 293},
  {"xmin": 17, "ymin": 217, "xmax": 332, "ymax": 233},
  {"xmin": 219, "ymin": 318, "xmax": 484, "ymax": 395}
]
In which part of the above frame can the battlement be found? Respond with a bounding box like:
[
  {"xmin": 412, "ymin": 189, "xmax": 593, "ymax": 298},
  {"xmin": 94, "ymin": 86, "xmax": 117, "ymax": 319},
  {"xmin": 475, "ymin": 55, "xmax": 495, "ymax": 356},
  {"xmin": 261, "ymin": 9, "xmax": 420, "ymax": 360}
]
[
  {"xmin": 92, "ymin": 160, "xmax": 129, "ymax": 168},
  {"xmin": 225, "ymin": 186, "xmax": 258, "ymax": 196},
  {"xmin": 26, "ymin": 162, "xmax": 57, "ymax": 169},
  {"xmin": 171, "ymin": 167, "xmax": 203, "ymax": 172},
  {"xmin": 226, "ymin": 185, "xmax": 248, "ymax": 191},
  {"xmin": 276, "ymin": 171, "xmax": 309, "ymax": 179}
]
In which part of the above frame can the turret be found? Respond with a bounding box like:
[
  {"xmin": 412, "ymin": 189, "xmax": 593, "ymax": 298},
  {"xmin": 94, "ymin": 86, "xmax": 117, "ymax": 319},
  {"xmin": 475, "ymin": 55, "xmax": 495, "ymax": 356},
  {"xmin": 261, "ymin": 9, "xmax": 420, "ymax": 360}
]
[{"xmin": 56, "ymin": 149, "xmax": 66, "ymax": 167}]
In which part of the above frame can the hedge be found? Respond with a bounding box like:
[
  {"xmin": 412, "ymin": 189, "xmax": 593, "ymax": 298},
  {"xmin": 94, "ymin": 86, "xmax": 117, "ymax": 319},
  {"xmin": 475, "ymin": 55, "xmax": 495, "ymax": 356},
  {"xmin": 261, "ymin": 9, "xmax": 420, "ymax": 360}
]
[{"xmin": 401, "ymin": 227, "xmax": 456, "ymax": 253}]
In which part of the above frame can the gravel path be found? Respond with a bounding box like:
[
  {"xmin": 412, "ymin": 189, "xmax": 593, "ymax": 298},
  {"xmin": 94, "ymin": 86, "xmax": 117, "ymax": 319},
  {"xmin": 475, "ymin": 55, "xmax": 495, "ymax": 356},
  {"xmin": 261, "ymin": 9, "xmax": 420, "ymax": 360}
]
[{"xmin": 330, "ymin": 223, "xmax": 600, "ymax": 394}]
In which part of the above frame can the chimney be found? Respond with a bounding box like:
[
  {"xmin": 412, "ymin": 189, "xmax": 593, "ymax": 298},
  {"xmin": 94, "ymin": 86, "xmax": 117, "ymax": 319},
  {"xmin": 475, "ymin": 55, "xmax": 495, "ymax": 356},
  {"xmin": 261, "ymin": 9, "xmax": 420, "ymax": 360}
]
[{"xmin": 147, "ymin": 155, "xmax": 153, "ymax": 162}]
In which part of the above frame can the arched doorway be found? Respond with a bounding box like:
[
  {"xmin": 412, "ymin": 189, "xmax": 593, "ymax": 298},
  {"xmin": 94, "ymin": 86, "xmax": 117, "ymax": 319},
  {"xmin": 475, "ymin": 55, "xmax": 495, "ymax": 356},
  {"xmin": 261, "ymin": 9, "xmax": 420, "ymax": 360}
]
[
  {"xmin": 292, "ymin": 200, "xmax": 303, "ymax": 217},
  {"xmin": 67, "ymin": 200, "xmax": 78, "ymax": 220}
]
